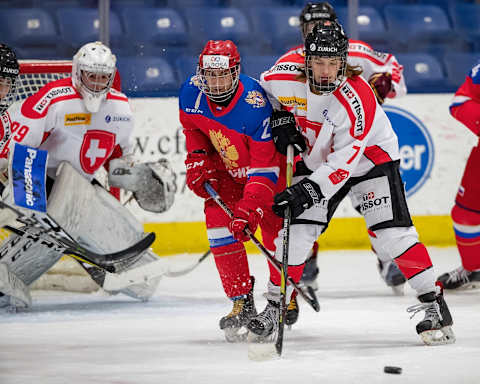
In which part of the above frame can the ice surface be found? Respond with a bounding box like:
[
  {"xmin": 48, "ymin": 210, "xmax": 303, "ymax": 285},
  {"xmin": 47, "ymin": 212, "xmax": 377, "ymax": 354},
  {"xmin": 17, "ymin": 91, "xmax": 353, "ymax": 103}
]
[{"xmin": 1, "ymin": 247, "xmax": 478, "ymax": 384}]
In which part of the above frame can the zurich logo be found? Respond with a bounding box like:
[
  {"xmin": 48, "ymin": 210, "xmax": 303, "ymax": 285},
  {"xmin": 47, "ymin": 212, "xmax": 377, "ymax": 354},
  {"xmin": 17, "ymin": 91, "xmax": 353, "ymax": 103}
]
[
  {"xmin": 105, "ymin": 115, "xmax": 111, "ymax": 123},
  {"xmin": 384, "ymin": 106, "xmax": 434, "ymax": 197}
]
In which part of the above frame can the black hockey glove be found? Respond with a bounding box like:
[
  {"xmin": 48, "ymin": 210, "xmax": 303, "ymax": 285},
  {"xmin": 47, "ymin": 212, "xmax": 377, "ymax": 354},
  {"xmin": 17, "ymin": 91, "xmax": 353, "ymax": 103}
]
[
  {"xmin": 271, "ymin": 110, "xmax": 306, "ymax": 156},
  {"xmin": 273, "ymin": 178, "xmax": 324, "ymax": 218}
]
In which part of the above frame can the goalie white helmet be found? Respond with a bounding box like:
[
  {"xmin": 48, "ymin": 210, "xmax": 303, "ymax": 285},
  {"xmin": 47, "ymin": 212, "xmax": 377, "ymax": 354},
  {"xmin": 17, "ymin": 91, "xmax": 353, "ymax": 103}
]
[{"xmin": 72, "ymin": 41, "xmax": 116, "ymax": 113}]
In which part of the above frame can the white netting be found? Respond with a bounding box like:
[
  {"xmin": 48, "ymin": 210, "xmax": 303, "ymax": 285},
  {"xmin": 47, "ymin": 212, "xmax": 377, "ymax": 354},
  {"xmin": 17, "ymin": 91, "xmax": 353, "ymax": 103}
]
[{"xmin": 16, "ymin": 60, "xmax": 72, "ymax": 101}]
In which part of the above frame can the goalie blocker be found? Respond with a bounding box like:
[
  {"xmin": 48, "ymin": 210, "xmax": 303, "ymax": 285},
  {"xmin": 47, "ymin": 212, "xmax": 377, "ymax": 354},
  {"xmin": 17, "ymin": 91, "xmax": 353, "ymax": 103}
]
[{"xmin": 0, "ymin": 143, "xmax": 176, "ymax": 309}]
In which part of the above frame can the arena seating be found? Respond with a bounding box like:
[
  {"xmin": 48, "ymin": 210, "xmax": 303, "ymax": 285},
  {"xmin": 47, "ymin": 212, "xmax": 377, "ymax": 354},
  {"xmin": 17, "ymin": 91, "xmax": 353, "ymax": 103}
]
[{"xmin": 2, "ymin": 0, "xmax": 479, "ymax": 95}]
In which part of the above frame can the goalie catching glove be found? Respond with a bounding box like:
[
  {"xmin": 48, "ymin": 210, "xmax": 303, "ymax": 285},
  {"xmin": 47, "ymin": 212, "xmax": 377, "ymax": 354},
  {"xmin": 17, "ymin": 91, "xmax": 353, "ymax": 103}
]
[
  {"xmin": 273, "ymin": 178, "xmax": 324, "ymax": 218},
  {"xmin": 271, "ymin": 110, "xmax": 306, "ymax": 156},
  {"xmin": 108, "ymin": 157, "xmax": 176, "ymax": 213}
]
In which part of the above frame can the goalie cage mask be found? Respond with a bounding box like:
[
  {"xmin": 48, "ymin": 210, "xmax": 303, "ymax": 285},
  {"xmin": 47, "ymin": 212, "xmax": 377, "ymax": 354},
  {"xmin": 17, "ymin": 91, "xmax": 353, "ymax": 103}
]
[{"xmin": 72, "ymin": 41, "xmax": 116, "ymax": 113}]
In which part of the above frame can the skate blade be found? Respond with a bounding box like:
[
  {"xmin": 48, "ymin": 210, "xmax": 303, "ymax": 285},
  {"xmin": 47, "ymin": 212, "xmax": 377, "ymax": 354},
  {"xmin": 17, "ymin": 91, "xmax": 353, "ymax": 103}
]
[
  {"xmin": 420, "ymin": 326, "xmax": 456, "ymax": 346},
  {"xmin": 391, "ymin": 283, "xmax": 406, "ymax": 296},
  {"xmin": 224, "ymin": 327, "xmax": 248, "ymax": 343},
  {"xmin": 247, "ymin": 332, "xmax": 278, "ymax": 361}
]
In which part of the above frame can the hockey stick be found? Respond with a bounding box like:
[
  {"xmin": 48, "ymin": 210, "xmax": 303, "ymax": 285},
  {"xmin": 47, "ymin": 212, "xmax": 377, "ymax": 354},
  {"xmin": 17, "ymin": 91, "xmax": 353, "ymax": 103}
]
[
  {"xmin": 164, "ymin": 249, "xmax": 211, "ymax": 277},
  {"xmin": 0, "ymin": 200, "xmax": 155, "ymax": 273},
  {"xmin": 204, "ymin": 182, "xmax": 320, "ymax": 312},
  {"xmin": 275, "ymin": 144, "xmax": 294, "ymax": 356}
]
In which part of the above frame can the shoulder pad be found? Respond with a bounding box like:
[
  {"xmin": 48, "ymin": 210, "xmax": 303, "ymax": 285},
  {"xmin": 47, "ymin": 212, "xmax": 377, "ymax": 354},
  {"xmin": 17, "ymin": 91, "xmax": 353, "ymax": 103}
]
[{"xmin": 21, "ymin": 77, "xmax": 79, "ymax": 119}]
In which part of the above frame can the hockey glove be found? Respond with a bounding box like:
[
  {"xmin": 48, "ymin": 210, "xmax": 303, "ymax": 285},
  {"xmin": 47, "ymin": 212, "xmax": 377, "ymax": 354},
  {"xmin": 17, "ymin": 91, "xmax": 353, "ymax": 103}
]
[
  {"xmin": 229, "ymin": 199, "xmax": 264, "ymax": 242},
  {"xmin": 185, "ymin": 151, "xmax": 218, "ymax": 199},
  {"xmin": 271, "ymin": 110, "xmax": 306, "ymax": 156},
  {"xmin": 368, "ymin": 72, "xmax": 393, "ymax": 105},
  {"xmin": 273, "ymin": 178, "xmax": 324, "ymax": 218}
]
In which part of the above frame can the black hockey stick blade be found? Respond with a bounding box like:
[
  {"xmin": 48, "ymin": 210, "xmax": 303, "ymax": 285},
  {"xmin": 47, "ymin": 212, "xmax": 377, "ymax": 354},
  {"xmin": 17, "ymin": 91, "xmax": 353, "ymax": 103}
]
[
  {"xmin": 63, "ymin": 232, "xmax": 156, "ymax": 268},
  {"xmin": 306, "ymin": 286, "xmax": 320, "ymax": 312}
]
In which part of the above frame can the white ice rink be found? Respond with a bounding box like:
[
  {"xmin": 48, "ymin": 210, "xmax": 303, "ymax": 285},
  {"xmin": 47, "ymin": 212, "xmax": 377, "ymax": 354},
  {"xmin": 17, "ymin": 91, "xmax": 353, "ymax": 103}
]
[{"xmin": 1, "ymin": 247, "xmax": 479, "ymax": 384}]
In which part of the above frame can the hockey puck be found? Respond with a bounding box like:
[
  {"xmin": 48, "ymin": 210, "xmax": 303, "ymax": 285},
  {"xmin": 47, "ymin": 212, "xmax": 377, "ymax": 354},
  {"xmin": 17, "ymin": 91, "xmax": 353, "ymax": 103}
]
[{"xmin": 384, "ymin": 366, "xmax": 402, "ymax": 374}]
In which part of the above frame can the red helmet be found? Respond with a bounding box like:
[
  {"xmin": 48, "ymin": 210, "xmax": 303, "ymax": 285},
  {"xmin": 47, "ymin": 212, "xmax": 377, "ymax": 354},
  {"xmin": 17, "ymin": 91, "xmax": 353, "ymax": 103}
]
[{"xmin": 197, "ymin": 40, "xmax": 241, "ymax": 103}]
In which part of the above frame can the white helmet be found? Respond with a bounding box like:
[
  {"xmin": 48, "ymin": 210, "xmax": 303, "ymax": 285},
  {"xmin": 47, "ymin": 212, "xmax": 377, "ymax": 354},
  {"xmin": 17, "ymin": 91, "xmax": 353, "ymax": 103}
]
[{"xmin": 72, "ymin": 41, "xmax": 116, "ymax": 113}]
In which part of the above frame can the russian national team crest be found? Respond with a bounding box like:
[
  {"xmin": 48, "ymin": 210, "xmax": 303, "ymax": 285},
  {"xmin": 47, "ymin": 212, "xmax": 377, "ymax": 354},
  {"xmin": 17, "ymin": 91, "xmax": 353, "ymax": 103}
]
[
  {"xmin": 383, "ymin": 106, "xmax": 434, "ymax": 197},
  {"xmin": 245, "ymin": 90, "xmax": 266, "ymax": 108},
  {"xmin": 79, "ymin": 130, "xmax": 115, "ymax": 174}
]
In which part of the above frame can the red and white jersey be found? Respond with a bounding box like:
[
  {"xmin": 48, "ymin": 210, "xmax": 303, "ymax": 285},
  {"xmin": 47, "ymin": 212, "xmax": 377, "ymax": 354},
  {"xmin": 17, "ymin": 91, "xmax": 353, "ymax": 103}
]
[
  {"xmin": 260, "ymin": 66, "xmax": 400, "ymax": 199},
  {"xmin": 276, "ymin": 40, "xmax": 407, "ymax": 99},
  {"xmin": 0, "ymin": 77, "xmax": 133, "ymax": 180}
]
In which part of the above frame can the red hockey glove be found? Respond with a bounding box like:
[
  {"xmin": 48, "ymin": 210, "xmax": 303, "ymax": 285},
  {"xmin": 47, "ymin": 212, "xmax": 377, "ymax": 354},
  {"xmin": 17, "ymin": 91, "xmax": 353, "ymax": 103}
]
[
  {"xmin": 185, "ymin": 151, "xmax": 218, "ymax": 199},
  {"xmin": 229, "ymin": 199, "xmax": 264, "ymax": 242},
  {"xmin": 368, "ymin": 72, "xmax": 393, "ymax": 105}
]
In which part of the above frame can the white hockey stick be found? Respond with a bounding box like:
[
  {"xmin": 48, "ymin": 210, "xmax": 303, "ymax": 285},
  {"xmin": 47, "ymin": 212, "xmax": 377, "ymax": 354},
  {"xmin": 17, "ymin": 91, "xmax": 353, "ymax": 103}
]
[{"xmin": 103, "ymin": 250, "xmax": 211, "ymax": 291}]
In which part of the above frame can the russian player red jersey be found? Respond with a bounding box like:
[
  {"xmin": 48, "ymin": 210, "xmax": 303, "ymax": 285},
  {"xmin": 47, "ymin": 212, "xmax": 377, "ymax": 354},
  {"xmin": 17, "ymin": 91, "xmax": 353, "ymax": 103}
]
[
  {"xmin": 450, "ymin": 60, "xmax": 480, "ymax": 137},
  {"xmin": 179, "ymin": 73, "xmax": 285, "ymax": 204}
]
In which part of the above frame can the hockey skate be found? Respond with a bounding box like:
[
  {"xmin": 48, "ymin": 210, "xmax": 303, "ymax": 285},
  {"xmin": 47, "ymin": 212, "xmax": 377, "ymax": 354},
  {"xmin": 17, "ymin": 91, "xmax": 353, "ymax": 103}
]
[
  {"xmin": 437, "ymin": 266, "xmax": 480, "ymax": 290},
  {"xmin": 247, "ymin": 300, "xmax": 280, "ymax": 360},
  {"xmin": 219, "ymin": 277, "xmax": 256, "ymax": 343},
  {"xmin": 285, "ymin": 294, "xmax": 299, "ymax": 328},
  {"xmin": 300, "ymin": 241, "xmax": 319, "ymax": 290},
  {"xmin": 407, "ymin": 290, "xmax": 455, "ymax": 346},
  {"xmin": 377, "ymin": 258, "xmax": 406, "ymax": 296}
]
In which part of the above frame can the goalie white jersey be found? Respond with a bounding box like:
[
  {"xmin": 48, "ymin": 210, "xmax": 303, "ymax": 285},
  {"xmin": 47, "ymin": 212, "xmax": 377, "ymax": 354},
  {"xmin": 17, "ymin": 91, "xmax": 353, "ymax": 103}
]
[
  {"xmin": 0, "ymin": 77, "xmax": 133, "ymax": 180},
  {"xmin": 260, "ymin": 68, "xmax": 400, "ymax": 200}
]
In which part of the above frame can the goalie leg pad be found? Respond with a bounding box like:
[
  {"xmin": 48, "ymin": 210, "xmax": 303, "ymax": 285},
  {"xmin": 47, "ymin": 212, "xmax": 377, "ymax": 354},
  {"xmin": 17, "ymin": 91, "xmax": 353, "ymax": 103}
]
[
  {"xmin": 0, "ymin": 230, "xmax": 64, "ymax": 286},
  {"xmin": 0, "ymin": 262, "xmax": 32, "ymax": 309},
  {"xmin": 48, "ymin": 162, "xmax": 163, "ymax": 300}
]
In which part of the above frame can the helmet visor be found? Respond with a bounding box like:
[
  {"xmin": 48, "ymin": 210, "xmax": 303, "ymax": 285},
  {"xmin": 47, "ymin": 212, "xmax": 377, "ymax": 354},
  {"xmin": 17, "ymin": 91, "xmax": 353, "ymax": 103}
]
[
  {"xmin": 197, "ymin": 65, "xmax": 239, "ymax": 103},
  {"xmin": 306, "ymin": 55, "xmax": 346, "ymax": 94}
]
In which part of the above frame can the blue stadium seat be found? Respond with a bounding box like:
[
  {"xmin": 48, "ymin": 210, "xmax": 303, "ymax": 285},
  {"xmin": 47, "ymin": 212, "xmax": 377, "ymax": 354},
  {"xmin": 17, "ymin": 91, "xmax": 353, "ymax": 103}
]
[
  {"xmin": 117, "ymin": 57, "xmax": 179, "ymax": 94},
  {"xmin": 56, "ymin": 8, "xmax": 124, "ymax": 52},
  {"xmin": 248, "ymin": 7, "xmax": 303, "ymax": 55},
  {"xmin": 228, "ymin": 0, "xmax": 289, "ymax": 7},
  {"xmin": 335, "ymin": 6, "xmax": 387, "ymax": 45},
  {"xmin": 395, "ymin": 53, "xmax": 446, "ymax": 92},
  {"xmin": 450, "ymin": 4, "xmax": 480, "ymax": 45},
  {"xmin": 121, "ymin": 7, "xmax": 188, "ymax": 49},
  {"xmin": 182, "ymin": 7, "xmax": 252, "ymax": 51},
  {"xmin": 241, "ymin": 55, "xmax": 277, "ymax": 80},
  {"xmin": 0, "ymin": 8, "xmax": 57, "ymax": 47},
  {"xmin": 444, "ymin": 52, "xmax": 479, "ymax": 88},
  {"xmin": 168, "ymin": 0, "xmax": 224, "ymax": 7},
  {"xmin": 176, "ymin": 56, "xmax": 199, "ymax": 84},
  {"xmin": 292, "ymin": 0, "xmax": 346, "ymax": 6},
  {"xmin": 384, "ymin": 5, "xmax": 456, "ymax": 50}
]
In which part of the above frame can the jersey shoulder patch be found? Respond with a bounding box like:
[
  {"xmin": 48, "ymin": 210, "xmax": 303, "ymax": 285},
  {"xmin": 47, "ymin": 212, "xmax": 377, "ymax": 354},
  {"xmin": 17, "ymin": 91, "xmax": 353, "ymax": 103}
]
[
  {"xmin": 21, "ymin": 77, "xmax": 79, "ymax": 119},
  {"xmin": 334, "ymin": 76, "xmax": 377, "ymax": 140}
]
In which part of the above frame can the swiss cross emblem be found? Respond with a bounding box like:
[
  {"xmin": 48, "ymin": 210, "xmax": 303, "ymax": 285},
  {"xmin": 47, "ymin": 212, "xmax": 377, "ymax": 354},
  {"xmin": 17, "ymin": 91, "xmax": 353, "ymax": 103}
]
[{"xmin": 79, "ymin": 130, "xmax": 115, "ymax": 174}]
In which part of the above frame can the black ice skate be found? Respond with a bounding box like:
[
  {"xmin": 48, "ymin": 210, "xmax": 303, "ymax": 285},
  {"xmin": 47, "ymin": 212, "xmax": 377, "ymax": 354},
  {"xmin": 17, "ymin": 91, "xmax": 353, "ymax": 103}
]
[
  {"xmin": 377, "ymin": 258, "xmax": 406, "ymax": 296},
  {"xmin": 300, "ymin": 241, "xmax": 319, "ymax": 290},
  {"xmin": 437, "ymin": 266, "xmax": 480, "ymax": 290},
  {"xmin": 407, "ymin": 290, "xmax": 456, "ymax": 346},
  {"xmin": 247, "ymin": 300, "xmax": 279, "ymax": 339},
  {"xmin": 286, "ymin": 295, "xmax": 299, "ymax": 327},
  {"xmin": 219, "ymin": 277, "xmax": 256, "ymax": 343}
]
